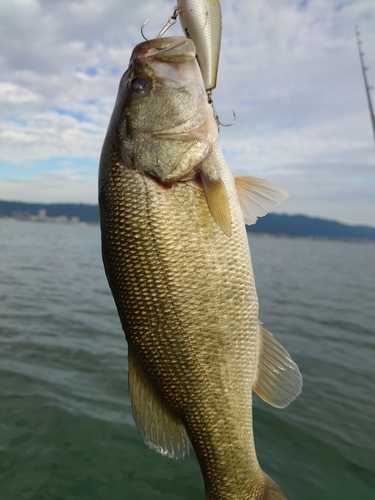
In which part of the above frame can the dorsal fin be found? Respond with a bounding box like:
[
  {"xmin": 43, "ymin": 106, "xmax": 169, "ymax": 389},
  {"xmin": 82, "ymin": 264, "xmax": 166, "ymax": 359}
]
[
  {"xmin": 253, "ymin": 323, "xmax": 302, "ymax": 408},
  {"xmin": 234, "ymin": 175, "xmax": 288, "ymax": 225},
  {"xmin": 128, "ymin": 352, "xmax": 190, "ymax": 459}
]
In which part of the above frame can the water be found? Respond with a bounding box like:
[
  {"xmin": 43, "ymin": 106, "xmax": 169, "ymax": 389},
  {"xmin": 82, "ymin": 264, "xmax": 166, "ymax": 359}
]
[{"xmin": 0, "ymin": 219, "xmax": 374, "ymax": 499}]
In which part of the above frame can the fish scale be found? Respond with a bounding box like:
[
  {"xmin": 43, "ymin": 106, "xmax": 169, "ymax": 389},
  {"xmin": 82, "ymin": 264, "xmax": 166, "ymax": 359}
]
[{"xmin": 101, "ymin": 147, "xmax": 262, "ymax": 498}]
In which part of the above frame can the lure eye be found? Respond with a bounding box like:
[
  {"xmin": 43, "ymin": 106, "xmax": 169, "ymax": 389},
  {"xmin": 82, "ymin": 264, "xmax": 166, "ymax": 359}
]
[{"xmin": 130, "ymin": 76, "xmax": 151, "ymax": 93}]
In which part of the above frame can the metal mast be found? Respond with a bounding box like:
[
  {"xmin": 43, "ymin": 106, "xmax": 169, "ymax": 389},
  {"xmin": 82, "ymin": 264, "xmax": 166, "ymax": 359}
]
[{"xmin": 355, "ymin": 26, "xmax": 375, "ymax": 146}]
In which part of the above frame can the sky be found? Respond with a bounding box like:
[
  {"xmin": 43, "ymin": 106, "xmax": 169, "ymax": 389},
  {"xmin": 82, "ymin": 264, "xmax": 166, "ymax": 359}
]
[{"xmin": 0, "ymin": 0, "xmax": 374, "ymax": 226}]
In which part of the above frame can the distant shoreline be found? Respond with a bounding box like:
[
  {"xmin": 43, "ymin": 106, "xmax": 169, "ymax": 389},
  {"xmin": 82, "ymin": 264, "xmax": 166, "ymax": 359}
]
[
  {"xmin": 0, "ymin": 215, "xmax": 98, "ymax": 226},
  {"xmin": 2, "ymin": 217, "xmax": 374, "ymax": 244},
  {"xmin": 1, "ymin": 199, "xmax": 374, "ymax": 242},
  {"xmin": 246, "ymin": 213, "xmax": 375, "ymax": 242},
  {"xmin": 1, "ymin": 215, "xmax": 374, "ymax": 243}
]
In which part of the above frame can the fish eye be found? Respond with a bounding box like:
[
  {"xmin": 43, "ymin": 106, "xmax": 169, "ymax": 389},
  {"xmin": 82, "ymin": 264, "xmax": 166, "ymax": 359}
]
[{"xmin": 130, "ymin": 76, "xmax": 151, "ymax": 93}]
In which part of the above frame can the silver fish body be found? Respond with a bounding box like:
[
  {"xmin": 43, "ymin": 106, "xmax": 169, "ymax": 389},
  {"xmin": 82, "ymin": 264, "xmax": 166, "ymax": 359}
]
[
  {"xmin": 177, "ymin": 0, "xmax": 222, "ymax": 91},
  {"xmin": 99, "ymin": 36, "xmax": 301, "ymax": 500}
]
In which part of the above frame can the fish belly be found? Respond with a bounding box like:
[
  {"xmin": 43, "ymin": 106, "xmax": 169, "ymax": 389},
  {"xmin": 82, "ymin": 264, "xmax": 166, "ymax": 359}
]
[{"xmin": 100, "ymin": 148, "xmax": 264, "ymax": 498}]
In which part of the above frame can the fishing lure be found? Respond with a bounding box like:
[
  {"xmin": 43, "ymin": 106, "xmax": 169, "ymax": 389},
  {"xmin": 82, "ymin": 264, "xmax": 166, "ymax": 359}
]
[{"xmin": 141, "ymin": 1, "xmax": 234, "ymax": 126}]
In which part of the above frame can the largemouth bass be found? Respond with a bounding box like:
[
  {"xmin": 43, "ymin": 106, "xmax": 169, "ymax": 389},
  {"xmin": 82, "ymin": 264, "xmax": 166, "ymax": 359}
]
[{"xmin": 99, "ymin": 36, "xmax": 302, "ymax": 500}]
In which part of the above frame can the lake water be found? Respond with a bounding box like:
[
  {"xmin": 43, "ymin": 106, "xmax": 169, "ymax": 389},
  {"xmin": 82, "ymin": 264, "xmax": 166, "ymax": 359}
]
[{"xmin": 0, "ymin": 219, "xmax": 374, "ymax": 500}]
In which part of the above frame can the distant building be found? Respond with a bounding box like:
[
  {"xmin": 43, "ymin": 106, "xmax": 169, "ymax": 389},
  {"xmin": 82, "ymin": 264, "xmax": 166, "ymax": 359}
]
[{"xmin": 11, "ymin": 208, "xmax": 81, "ymax": 224}]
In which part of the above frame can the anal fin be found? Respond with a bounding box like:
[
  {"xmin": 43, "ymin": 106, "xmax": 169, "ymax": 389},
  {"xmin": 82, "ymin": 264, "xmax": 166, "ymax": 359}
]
[
  {"xmin": 253, "ymin": 323, "xmax": 302, "ymax": 408},
  {"xmin": 128, "ymin": 352, "xmax": 189, "ymax": 459}
]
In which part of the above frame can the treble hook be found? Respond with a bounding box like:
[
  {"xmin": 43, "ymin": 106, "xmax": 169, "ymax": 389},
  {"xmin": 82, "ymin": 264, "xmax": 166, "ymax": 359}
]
[
  {"xmin": 141, "ymin": 6, "xmax": 180, "ymax": 41},
  {"xmin": 207, "ymin": 91, "xmax": 237, "ymax": 129}
]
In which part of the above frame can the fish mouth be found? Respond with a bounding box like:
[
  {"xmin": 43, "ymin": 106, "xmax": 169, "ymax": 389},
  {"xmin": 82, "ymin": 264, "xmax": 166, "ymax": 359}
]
[
  {"xmin": 131, "ymin": 37, "xmax": 196, "ymax": 63},
  {"xmin": 131, "ymin": 37, "xmax": 198, "ymax": 90}
]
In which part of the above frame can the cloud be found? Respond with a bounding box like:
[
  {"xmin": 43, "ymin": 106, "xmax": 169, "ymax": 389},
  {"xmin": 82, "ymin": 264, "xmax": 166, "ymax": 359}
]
[
  {"xmin": 0, "ymin": 83, "xmax": 40, "ymax": 104},
  {"xmin": 0, "ymin": 170, "xmax": 97, "ymax": 204},
  {"xmin": 0, "ymin": 0, "xmax": 374, "ymax": 225}
]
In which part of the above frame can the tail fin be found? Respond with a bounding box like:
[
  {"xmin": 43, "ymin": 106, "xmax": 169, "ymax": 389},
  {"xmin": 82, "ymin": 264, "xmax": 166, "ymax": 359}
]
[{"xmin": 257, "ymin": 472, "xmax": 288, "ymax": 500}]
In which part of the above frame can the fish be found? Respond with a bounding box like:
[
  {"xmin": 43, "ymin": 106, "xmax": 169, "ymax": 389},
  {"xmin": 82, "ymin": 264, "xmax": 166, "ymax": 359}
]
[
  {"xmin": 99, "ymin": 36, "xmax": 302, "ymax": 500},
  {"xmin": 177, "ymin": 0, "xmax": 222, "ymax": 92}
]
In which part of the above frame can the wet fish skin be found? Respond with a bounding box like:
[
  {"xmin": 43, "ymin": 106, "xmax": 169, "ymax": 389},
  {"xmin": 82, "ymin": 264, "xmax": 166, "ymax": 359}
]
[
  {"xmin": 99, "ymin": 36, "xmax": 301, "ymax": 499},
  {"xmin": 177, "ymin": 0, "xmax": 222, "ymax": 91}
]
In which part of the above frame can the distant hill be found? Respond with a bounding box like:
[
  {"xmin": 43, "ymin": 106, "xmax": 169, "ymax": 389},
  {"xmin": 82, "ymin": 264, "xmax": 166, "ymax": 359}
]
[
  {"xmin": 0, "ymin": 199, "xmax": 374, "ymax": 241},
  {"xmin": 246, "ymin": 213, "xmax": 375, "ymax": 241}
]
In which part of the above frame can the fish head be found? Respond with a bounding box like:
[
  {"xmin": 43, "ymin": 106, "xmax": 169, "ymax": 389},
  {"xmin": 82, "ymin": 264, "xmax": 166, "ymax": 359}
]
[{"xmin": 103, "ymin": 37, "xmax": 218, "ymax": 184}]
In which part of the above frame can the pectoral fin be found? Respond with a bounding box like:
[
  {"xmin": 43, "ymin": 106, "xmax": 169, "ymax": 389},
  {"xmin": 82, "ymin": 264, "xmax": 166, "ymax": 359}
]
[
  {"xmin": 253, "ymin": 323, "xmax": 302, "ymax": 408},
  {"xmin": 128, "ymin": 352, "xmax": 189, "ymax": 459},
  {"xmin": 200, "ymin": 164, "xmax": 231, "ymax": 237},
  {"xmin": 234, "ymin": 175, "xmax": 288, "ymax": 225}
]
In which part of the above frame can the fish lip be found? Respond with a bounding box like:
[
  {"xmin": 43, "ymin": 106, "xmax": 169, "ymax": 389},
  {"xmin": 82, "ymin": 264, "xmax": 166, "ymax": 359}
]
[
  {"xmin": 150, "ymin": 120, "xmax": 212, "ymax": 140},
  {"xmin": 131, "ymin": 36, "xmax": 196, "ymax": 63}
]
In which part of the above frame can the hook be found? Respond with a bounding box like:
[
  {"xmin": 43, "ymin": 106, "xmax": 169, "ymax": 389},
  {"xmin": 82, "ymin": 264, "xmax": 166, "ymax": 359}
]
[
  {"xmin": 140, "ymin": 19, "xmax": 150, "ymax": 41},
  {"xmin": 218, "ymin": 109, "xmax": 237, "ymax": 128},
  {"xmin": 140, "ymin": 6, "xmax": 180, "ymax": 42},
  {"xmin": 156, "ymin": 6, "xmax": 180, "ymax": 39},
  {"xmin": 207, "ymin": 91, "xmax": 237, "ymax": 128}
]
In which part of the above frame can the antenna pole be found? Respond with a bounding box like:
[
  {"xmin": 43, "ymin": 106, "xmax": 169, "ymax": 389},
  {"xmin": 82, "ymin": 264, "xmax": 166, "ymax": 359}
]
[{"xmin": 355, "ymin": 26, "xmax": 375, "ymax": 146}]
